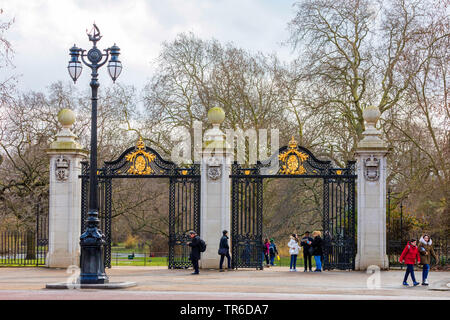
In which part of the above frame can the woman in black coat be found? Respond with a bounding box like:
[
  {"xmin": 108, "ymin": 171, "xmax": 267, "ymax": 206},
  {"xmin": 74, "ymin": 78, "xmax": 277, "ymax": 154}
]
[{"xmin": 311, "ymin": 231, "xmax": 323, "ymax": 272}]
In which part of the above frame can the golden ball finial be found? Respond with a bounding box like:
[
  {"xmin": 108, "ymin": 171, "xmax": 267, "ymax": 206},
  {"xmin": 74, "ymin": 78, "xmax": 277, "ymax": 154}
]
[
  {"xmin": 207, "ymin": 107, "xmax": 225, "ymax": 125},
  {"xmin": 57, "ymin": 109, "xmax": 76, "ymax": 127},
  {"xmin": 363, "ymin": 105, "xmax": 381, "ymax": 126}
]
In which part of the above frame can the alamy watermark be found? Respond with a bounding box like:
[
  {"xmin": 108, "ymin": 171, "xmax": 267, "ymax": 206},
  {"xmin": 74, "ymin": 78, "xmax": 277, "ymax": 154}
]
[
  {"xmin": 65, "ymin": 265, "xmax": 81, "ymax": 289},
  {"xmin": 170, "ymin": 121, "xmax": 280, "ymax": 173},
  {"xmin": 366, "ymin": 265, "xmax": 381, "ymax": 289}
]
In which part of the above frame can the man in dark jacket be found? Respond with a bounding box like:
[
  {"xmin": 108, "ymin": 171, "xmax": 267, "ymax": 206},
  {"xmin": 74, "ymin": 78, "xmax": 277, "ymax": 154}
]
[
  {"xmin": 218, "ymin": 230, "xmax": 231, "ymax": 271},
  {"xmin": 301, "ymin": 231, "xmax": 314, "ymax": 272},
  {"xmin": 188, "ymin": 230, "xmax": 201, "ymax": 274}
]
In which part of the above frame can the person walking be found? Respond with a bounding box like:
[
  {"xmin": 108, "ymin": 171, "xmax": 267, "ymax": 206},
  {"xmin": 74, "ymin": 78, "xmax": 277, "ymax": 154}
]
[
  {"xmin": 301, "ymin": 231, "xmax": 314, "ymax": 272},
  {"xmin": 188, "ymin": 230, "xmax": 201, "ymax": 275},
  {"xmin": 399, "ymin": 238, "xmax": 421, "ymax": 286},
  {"xmin": 218, "ymin": 230, "xmax": 231, "ymax": 271},
  {"xmin": 311, "ymin": 231, "xmax": 323, "ymax": 272},
  {"xmin": 263, "ymin": 238, "xmax": 270, "ymax": 267},
  {"xmin": 288, "ymin": 234, "xmax": 300, "ymax": 271},
  {"xmin": 418, "ymin": 234, "xmax": 438, "ymax": 286},
  {"xmin": 269, "ymin": 238, "xmax": 279, "ymax": 266},
  {"xmin": 260, "ymin": 240, "xmax": 266, "ymax": 265}
]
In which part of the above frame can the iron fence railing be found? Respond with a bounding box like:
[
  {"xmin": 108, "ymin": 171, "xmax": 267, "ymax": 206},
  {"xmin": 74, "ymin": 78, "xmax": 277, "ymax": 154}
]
[
  {"xmin": 0, "ymin": 208, "xmax": 48, "ymax": 266},
  {"xmin": 386, "ymin": 189, "xmax": 449, "ymax": 269}
]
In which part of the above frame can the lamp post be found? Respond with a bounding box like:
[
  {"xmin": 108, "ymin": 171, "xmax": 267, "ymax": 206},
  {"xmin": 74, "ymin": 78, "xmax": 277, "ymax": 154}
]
[{"xmin": 68, "ymin": 24, "xmax": 122, "ymax": 284}]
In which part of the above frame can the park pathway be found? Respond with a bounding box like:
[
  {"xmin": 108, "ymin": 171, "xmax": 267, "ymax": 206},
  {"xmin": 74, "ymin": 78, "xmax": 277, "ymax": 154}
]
[{"xmin": 0, "ymin": 266, "xmax": 448, "ymax": 300}]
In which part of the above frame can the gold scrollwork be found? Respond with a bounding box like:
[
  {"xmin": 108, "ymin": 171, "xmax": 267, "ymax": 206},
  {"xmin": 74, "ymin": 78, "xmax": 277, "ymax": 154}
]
[
  {"xmin": 278, "ymin": 136, "xmax": 309, "ymax": 175},
  {"xmin": 125, "ymin": 137, "xmax": 156, "ymax": 175}
]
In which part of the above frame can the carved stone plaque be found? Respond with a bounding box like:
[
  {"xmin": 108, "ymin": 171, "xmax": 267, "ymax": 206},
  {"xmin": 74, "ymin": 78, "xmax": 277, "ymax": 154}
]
[
  {"xmin": 364, "ymin": 155, "xmax": 380, "ymax": 181},
  {"xmin": 206, "ymin": 156, "xmax": 222, "ymax": 181},
  {"xmin": 55, "ymin": 155, "xmax": 70, "ymax": 181}
]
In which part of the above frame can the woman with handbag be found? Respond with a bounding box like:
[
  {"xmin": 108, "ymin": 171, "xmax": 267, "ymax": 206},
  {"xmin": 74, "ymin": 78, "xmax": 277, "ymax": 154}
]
[
  {"xmin": 218, "ymin": 230, "xmax": 231, "ymax": 271},
  {"xmin": 418, "ymin": 234, "xmax": 437, "ymax": 285}
]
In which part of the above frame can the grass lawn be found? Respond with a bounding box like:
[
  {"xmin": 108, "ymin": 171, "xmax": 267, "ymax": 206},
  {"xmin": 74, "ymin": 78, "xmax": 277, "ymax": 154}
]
[
  {"xmin": 111, "ymin": 256, "xmax": 318, "ymax": 268},
  {"xmin": 269, "ymin": 256, "xmax": 317, "ymax": 269},
  {"xmin": 110, "ymin": 247, "xmax": 318, "ymax": 268},
  {"xmin": 0, "ymin": 262, "xmax": 46, "ymax": 267},
  {"xmin": 111, "ymin": 256, "xmax": 168, "ymax": 267}
]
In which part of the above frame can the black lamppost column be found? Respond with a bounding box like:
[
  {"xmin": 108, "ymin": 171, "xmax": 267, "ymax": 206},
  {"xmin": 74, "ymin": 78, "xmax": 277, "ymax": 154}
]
[{"xmin": 68, "ymin": 24, "xmax": 122, "ymax": 284}]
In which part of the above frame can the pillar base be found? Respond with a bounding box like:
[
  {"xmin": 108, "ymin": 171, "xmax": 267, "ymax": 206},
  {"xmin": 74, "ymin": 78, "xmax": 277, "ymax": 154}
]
[
  {"xmin": 355, "ymin": 254, "xmax": 389, "ymax": 271},
  {"xmin": 46, "ymin": 281, "xmax": 136, "ymax": 289},
  {"xmin": 200, "ymin": 257, "xmax": 223, "ymax": 269},
  {"xmin": 46, "ymin": 251, "xmax": 79, "ymax": 268}
]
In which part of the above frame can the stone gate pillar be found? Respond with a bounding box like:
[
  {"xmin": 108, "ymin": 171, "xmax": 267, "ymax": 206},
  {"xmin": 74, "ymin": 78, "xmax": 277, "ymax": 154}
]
[
  {"xmin": 355, "ymin": 106, "xmax": 389, "ymax": 270},
  {"xmin": 46, "ymin": 109, "xmax": 88, "ymax": 268},
  {"xmin": 200, "ymin": 107, "xmax": 233, "ymax": 269}
]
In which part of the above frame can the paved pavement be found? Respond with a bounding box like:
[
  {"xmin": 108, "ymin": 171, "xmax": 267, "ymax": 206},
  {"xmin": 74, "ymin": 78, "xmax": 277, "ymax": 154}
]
[{"xmin": 0, "ymin": 266, "xmax": 448, "ymax": 300}]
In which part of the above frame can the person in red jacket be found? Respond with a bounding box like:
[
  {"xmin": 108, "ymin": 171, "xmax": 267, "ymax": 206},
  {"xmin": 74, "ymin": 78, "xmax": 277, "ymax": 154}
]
[{"xmin": 399, "ymin": 239, "xmax": 421, "ymax": 286}]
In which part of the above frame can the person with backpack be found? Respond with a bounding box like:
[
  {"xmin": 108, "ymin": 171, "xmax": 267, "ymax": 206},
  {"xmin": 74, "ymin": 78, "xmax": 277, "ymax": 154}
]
[
  {"xmin": 269, "ymin": 238, "xmax": 278, "ymax": 266},
  {"xmin": 399, "ymin": 238, "xmax": 421, "ymax": 286},
  {"xmin": 218, "ymin": 230, "xmax": 231, "ymax": 271},
  {"xmin": 418, "ymin": 234, "xmax": 438, "ymax": 286},
  {"xmin": 287, "ymin": 234, "xmax": 300, "ymax": 271},
  {"xmin": 301, "ymin": 231, "xmax": 314, "ymax": 272},
  {"xmin": 188, "ymin": 230, "xmax": 205, "ymax": 275}
]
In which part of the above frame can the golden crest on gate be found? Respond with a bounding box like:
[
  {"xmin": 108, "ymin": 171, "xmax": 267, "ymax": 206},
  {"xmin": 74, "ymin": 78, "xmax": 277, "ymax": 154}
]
[
  {"xmin": 278, "ymin": 136, "xmax": 308, "ymax": 175},
  {"xmin": 126, "ymin": 137, "xmax": 156, "ymax": 175}
]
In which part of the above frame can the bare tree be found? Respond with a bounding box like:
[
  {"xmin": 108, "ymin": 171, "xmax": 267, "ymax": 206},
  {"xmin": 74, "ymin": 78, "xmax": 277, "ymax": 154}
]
[
  {"xmin": 287, "ymin": 0, "xmax": 449, "ymax": 157},
  {"xmin": 0, "ymin": 8, "xmax": 15, "ymax": 107}
]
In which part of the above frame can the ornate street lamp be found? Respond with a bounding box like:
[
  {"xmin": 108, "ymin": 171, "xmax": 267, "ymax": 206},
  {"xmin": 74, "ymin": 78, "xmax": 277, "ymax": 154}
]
[{"xmin": 68, "ymin": 24, "xmax": 122, "ymax": 284}]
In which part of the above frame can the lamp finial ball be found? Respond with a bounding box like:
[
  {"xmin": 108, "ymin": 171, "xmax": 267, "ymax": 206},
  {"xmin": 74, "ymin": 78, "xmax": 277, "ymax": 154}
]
[
  {"xmin": 57, "ymin": 108, "xmax": 76, "ymax": 127},
  {"xmin": 207, "ymin": 107, "xmax": 225, "ymax": 125},
  {"xmin": 363, "ymin": 105, "xmax": 381, "ymax": 125}
]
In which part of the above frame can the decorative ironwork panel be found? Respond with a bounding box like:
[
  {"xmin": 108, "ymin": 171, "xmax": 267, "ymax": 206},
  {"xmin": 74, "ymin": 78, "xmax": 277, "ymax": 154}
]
[
  {"xmin": 102, "ymin": 137, "xmax": 182, "ymax": 177},
  {"xmin": 322, "ymin": 161, "xmax": 356, "ymax": 270},
  {"xmin": 168, "ymin": 173, "xmax": 201, "ymax": 269},
  {"xmin": 231, "ymin": 163, "xmax": 263, "ymax": 269},
  {"xmin": 258, "ymin": 136, "xmax": 332, "ymax": 176},
  {"xmin": 80, "ymin": 138, "xmax": 201, "ymax": 269},
  {"xmin": 81, "ymin": 167, "xmax": 110, "ymax": 268},
  {"xmin": 230, "ymin": 144, "xmax": 356, "ymax": 271},
  {"xmin": 99, "ymin": 171, "xmax": 112, "ymax": 268},
  {"xmin": 80, "ymin": 161, "xmax": 89, "ymax": 235}
]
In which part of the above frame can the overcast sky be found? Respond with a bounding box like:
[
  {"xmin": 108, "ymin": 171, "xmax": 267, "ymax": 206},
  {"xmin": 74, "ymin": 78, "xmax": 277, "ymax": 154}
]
[{"xmin": 1, "ymin": 0, "xmax": 297, "ymax": 92}]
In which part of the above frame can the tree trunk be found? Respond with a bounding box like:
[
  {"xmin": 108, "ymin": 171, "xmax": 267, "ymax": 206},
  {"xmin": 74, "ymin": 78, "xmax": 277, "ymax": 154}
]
[{"xmin": 25, "ymin": 230, "xmax": 36, "ymax": 260}]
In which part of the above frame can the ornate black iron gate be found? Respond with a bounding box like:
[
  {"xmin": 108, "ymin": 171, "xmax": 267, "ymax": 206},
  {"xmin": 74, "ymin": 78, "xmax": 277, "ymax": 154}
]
[
  {"xmin": 230, "ymin": 137, "xmax": 356, "ymax": 270},
  {"xmin": 322, "ymin": 167, "xmax": 356, "ymax": 270},
  {"xmin": 81, "ymin": 138, "xmax": 200, "ymax": 268},
  {"xmin": 230, "ymin": 168, "xmax": 263, "ymax": 269}
]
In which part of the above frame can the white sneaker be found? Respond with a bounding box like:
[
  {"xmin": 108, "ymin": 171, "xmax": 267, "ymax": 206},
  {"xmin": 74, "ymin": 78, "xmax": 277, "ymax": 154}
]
[{"xmin": 289, "ymin": 268, "xmax": 293, "ymax": 272}]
